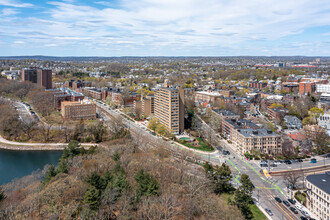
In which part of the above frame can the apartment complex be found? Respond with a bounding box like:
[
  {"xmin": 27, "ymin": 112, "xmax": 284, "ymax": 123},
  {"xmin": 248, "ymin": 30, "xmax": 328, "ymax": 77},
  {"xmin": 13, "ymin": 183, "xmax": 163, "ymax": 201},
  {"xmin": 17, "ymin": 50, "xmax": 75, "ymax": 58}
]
[
  {"xmin": 306, "ymin": 173, "xmax": 330, "ymax": 220},
  {"xmin": 22, "ymin": 67, "xmax": 52, "ymax": 89},
  {"xmin": 134, "ymin": 95, "xmax": 155, "ymax": 118},
  {"xmin": 155, "ymin": 86, "xmax": 184, "ymax": 134},
  {"xmin": 316, "ymin": 84, "xmax": 330, "ymax": 93},
  {"xmin": 213, "ymin": 109, "xmax": 240, "ymax": 122},
  {"xmin": 299, "ymin": 81, "xmax": 316, "ymax": 95},
  {"xmin": 235, "ymin": 128, "xmax": 282, "ymax": 155},
  {"xmin": 195, "ymin": 91, "xmax": 222, "ymax": 104},
  {"xmin": 222, "ymin": 118, "xmax": 259, "ymax": 140},
  {"xmin": 61, "ymin": 100, "xmax": 96, "ymax": 120},
  {"xmin": 249, "ymin": 81, "xmax": 267, "ymax": 89}
]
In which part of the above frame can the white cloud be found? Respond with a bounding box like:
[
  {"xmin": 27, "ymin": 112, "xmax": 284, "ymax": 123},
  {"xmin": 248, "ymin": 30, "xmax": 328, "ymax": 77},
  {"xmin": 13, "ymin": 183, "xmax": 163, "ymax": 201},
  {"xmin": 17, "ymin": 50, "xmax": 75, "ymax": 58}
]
[
  {"xmin": 13, "ymin": 40, "xmax": 24, "ymax": 44},
  {"xmin": 1, "ymin": 8, "xmax": 18, "ymax": 16},
  {"xmin": 0, "ymin": 0, "xmax": 32, "ymax": 7},
  {"xmin": 1, "ymin": 0, "xmax": 330, "ymax": 55}
]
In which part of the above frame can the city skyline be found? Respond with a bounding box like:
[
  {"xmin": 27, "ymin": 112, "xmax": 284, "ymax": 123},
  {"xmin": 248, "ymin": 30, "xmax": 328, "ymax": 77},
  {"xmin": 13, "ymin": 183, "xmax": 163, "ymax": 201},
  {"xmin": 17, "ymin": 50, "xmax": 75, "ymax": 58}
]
[{"xmin": 0, "ymin": 0, "xmax": 330, "ymax": 56}]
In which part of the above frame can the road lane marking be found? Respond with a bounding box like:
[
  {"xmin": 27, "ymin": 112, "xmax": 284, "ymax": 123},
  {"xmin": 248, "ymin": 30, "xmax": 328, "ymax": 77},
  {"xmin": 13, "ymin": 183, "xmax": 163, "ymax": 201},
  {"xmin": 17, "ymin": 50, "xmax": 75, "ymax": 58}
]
[
  {"xmin": 227, "ymin": 158, "xmax": 241, "ymax": 184},
  {"xmin": 274, "ymin": 202, "xmax": 294, "ymax": 220}
]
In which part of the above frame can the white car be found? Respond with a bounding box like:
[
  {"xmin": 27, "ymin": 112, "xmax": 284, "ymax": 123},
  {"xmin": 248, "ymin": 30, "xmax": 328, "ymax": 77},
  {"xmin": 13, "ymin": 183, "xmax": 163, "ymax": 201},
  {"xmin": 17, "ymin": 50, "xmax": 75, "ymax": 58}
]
[
  {"xmin": 295, "ymin": 204, "xmax": 303, "ymax": 211},
  {"xmin": 301, "ymin": 210, "xmax": 310, "ymax": 217}
]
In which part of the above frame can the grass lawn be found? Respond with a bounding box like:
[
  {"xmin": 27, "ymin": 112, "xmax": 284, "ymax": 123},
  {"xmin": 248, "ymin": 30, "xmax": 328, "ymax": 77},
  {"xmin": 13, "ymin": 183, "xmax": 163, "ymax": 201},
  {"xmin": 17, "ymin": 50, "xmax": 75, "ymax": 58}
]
[
  {"xmin": 179, "ymin": 137, "xmax": 214, "ymax": 152},
  {"xmin": 221, "ymin": 194, "xmax": 266, "ymax": 220},
  {"xmin": 250, "ymin": 204, "xmax": 267, "ymax": 220},
  {"xmin": 295, "ymin": 192, "xmax": 306, "ymax": 205}
]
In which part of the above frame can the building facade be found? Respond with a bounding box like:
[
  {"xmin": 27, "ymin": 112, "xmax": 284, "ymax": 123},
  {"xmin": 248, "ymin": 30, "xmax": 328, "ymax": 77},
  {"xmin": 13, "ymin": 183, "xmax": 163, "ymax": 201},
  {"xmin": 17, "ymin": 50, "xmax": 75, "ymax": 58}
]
[
  {"xmin": 222, "ymin": 118, "xmax": 259, "ymax": 140},
  {"xmin": 155, "ymin": 86, "xmax": 184, "ymax": 134},
  {"xmin": 195, "ymin": 91, "xmax": 222, "ymax": 104},
  {"xmin": 306, "ymin": 173, "xmax": 330, "ymax": 220},
  {"xmin": 134, "ymin": 95, "xmax": 155, "ymax": 118},
  {"xmin": 316, "ymin": 84, "xmax": 330, "ymax": 94},
  {"xmin": 235, "ymin": 128, "xmax": 282, "ymax": 155},
  {"xmin": 61, "ymin": 100, "xmax": 96, "ymax": 120},
  {"xmin": 22, "ymin": 67, "xmax": 52, "ymax": 89}
]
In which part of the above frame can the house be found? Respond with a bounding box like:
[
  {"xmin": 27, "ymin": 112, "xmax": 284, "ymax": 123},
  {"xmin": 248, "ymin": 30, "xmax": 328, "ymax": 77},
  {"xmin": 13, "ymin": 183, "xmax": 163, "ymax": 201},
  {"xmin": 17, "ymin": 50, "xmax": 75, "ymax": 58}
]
[{"xmin": 284, "ymin": 115, "xmax": 302, "ymax": 129}]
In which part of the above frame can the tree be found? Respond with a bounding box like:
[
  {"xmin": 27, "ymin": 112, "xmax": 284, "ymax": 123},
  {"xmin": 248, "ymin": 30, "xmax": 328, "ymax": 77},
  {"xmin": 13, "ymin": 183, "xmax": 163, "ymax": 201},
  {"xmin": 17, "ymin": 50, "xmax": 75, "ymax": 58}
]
[
  {"xmin": 56, "ymin": 159, "xmax": 68, "ymax": 174},
  {"xmin": 147, "ymin": 118, "xmax": 160, "ymax": 131},
  {"xmin": 135, "ymin": 169, "xmax": 159, "ymax": 197},
  {"xmin": 0, "ymin": 186, "xmax": 6, "ymax": 202},
  {"xmin": 87, "ymin": 172, "xmax": 103, "ymax": 190},
  {"xmin": 155, "ymin": 123, "xmax": 172, "ymax": 137},
  {"xmin": 212, "ymin": 163, "xmax": 233, "ymax": 194},
  {"xmin": 309, "ymin": 107, "xmax": 324, "ymax": 119},
  {"xmin": 283, "ymin": 171, "xmax": 301, "ymax": 189},
  {"xmin": 61, "ymin": 140, "xmax": 85, "ymax": 160},
  {"xmin": 234, "ymin": 174, "xmax": 254, "ymax": 219},
  {"xmin": 90, "ymin": 121, "xmax": 106, "ymax": 143},
  {"xmin": 44, "ymin": 165, "xmax": 56, "ymax": 184},
  {"xmin": 84, "ymin": 185, "xmax": 100, "ymax": 210}
]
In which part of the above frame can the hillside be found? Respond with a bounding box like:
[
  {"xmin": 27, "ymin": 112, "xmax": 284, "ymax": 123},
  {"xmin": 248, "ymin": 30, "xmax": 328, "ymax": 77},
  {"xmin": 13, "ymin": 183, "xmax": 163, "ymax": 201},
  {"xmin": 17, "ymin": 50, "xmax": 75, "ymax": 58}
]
[{"xmin": 0, "ymin": 138, "xmax": 243, "ymax": 220}]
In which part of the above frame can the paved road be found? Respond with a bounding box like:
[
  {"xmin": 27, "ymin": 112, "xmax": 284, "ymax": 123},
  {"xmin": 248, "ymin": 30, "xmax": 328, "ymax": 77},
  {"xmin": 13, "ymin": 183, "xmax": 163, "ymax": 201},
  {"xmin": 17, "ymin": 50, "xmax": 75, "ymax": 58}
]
[{"xmin": 96, "ymin": 101, "xmax": 317, "ymax": 220}]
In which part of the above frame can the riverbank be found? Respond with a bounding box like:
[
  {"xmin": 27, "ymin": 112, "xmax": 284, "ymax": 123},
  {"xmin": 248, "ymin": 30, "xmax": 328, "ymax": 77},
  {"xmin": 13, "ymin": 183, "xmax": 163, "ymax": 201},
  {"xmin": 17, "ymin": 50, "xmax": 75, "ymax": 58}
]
[{"xmin": 0, "ymin": 135, "xmax": 98, "ymax": 151}]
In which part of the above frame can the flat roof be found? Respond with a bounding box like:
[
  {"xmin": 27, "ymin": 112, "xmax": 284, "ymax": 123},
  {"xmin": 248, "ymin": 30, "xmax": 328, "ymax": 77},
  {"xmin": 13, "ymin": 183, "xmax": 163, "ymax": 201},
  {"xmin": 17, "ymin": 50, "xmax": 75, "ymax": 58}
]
[
  {"xmin": 306, "ymin": 173, "xmax": 330, "ymax": 195},
  {"xmin": 195, "ymin": 91, "xmax": 222, "ymax": 96}
]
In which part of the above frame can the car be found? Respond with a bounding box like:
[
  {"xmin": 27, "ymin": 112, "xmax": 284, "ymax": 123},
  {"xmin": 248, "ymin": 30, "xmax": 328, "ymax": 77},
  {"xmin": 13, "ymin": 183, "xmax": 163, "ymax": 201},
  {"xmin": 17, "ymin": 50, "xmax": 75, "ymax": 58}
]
[
  {"xmin": 261, "ymin": 160, "xmax": 268, "ymax": 163},
  {"xmin": 285, "ymin": 160, "xmax": 292, "ymax": 164},
  {"xmin": 270, "ymin": 163, "xmax": 277, "ymax": 167},
  {"xmin": 283, "ymin": 200, "xmax": 290, "ymax": 207},
  {"xmin": 260, "ymin": 163, "xmax": 268, "ymax": 167},
  {"xmin": 291, "ymin": 160, "xmax": 297, "ymax": 163},
  {"xmin": 298, "ymin": 158, "xmax": 303, "ymax": 162},
  {"xmin": 311, "ymin": 158, "xmax": 317, "ymax": 163},
  {"xmin": 265, "ymin": 208, "xmax": 273, "ymax": 216},
  {"xmin": 288, "ymin": 199, "xmax": 296, "ymax": 204},
  {"xmin": 275, "ymin": 161, "xmax": 282, "ymax": 165},
  {"xmin": 290, "ymin": 207, "xmax": 298, "ymax": 214},
  {"xmin": 300, "ymin": 216, "xmax": 308, "ymax": 220},
  {"xmin": 301, "ymin": 210, "xmax": 310, "ymax": 217},
  {"xmin": 326, "ymin": 154, "xmax": 330, "ymax": 158},
  {"xmin": 295, "ymin": 204, "xmax": 303, "ymax": 211},
  {"xmin": 275, "ymin": 197, "xmax": 282, "ymax": 203}
]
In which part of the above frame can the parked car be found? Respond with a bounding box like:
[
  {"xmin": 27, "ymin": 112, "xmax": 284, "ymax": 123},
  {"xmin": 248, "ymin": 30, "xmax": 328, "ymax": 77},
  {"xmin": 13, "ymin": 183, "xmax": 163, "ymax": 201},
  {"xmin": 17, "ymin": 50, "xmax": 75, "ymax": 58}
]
[
  {"xmin": 291, "ymin": 160, "xmax": 297, "ymax": 163},
  {"xmin": 261, "ymin": 160, "xmax": 268, "ymax": 164},
  {"xmin": 290, "ymin": 207, "xmax": 298, "ymax": 214},
  {"xmin": 285, "ymin": 160, "xmax": 292, "ymax": 164},
  {"xmin": 300, "ymin": 216, "xmax": 308, "ymax": 220},
  {"xmin": 295, "ymin": 204, "xmax": 303, "ymax": 211},
  {"xmin": 301, "ymin": 210, "xmax": 310, "ymax": 217},
  {"xmin": 260, "ymin": 163, "xmax": 268, "ymax": 167},
  {"xmin": 283, "ymin": 200, "xmax": 290, "ymax": 207},
  {"xmin": 270, "ymin": 163, "xmax": 277, "ymax": 167},
  {"xmin": 288, "ymin": 199, "xmax": 296, "ymax": 204},
  {"xmin": 265, "ymin": 208, "xmax": 273, "ymax": 216},
  {"xmin": 326, "ymin": 154, "xmax": 330, "ymax": 158},
  {"xmin": 311, "ymin": 158, "xmax": 317, "ymax": 163},
  {"xmin": 298, "ymin": 158, "xmax": 303, "ymax": 162},
  {"xmin": 275, "ymin": 197, "xmax": 282, "ymax": 203},
  {"xmin": 275, "ymin": 161, "xmax": 282, "ymax": 165}
]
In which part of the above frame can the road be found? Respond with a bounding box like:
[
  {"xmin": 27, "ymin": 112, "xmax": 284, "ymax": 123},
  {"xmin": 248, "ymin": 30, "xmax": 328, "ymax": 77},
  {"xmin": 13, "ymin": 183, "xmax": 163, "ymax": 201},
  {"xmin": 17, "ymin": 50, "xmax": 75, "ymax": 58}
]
[{"xmin": 95, "ymin": 102, "xmax": 306, "ymax": 220}]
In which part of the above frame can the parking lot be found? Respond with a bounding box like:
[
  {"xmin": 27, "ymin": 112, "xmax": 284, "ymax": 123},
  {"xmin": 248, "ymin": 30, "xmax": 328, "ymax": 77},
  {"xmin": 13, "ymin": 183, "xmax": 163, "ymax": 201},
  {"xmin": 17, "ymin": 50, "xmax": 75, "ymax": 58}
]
[{"xmin": 251, "ymin": 155, "xmax": 330, "ymax": 172}]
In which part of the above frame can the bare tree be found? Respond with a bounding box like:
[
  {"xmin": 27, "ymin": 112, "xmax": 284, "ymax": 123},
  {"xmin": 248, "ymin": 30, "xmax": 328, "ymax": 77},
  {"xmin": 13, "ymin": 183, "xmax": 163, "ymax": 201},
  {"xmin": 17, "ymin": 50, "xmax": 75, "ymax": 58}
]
[{"xmin": 283, "ymin": 171, "xmax": 302, "ymax": 189}]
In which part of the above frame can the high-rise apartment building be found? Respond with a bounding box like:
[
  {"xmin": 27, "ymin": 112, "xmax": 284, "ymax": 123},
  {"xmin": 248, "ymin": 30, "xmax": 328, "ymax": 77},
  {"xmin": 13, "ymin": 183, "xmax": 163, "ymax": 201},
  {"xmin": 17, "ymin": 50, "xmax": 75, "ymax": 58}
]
[
  {"xmin": 22, "ymin": 67, "xmax": 52, "ymax": 89},
  {"xmin": 154, "ymin": 86, "xmax": 184, "ymax": 134}
]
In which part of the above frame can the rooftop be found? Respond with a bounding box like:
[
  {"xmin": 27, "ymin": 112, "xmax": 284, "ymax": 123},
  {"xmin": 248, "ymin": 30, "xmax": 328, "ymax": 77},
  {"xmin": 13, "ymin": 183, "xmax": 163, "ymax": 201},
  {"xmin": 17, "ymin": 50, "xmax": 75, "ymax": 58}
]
[
  {"xmin": 213, "ymin": 109, "xmax": 239, "ymax": 117},
  {"xmin": 224, "ymin": 118, "xmax": 259, "ymax": 129},
  {"xmin": 195, "ymin": 90, "xmax": 222, "ymax": 96},
  {"xmin": 306, "ymin": 173, "xmax": 330, "ymax": 195},
  {"xmin": 238, "ymin": 128, "xmax": 280, "ymax": 137}
]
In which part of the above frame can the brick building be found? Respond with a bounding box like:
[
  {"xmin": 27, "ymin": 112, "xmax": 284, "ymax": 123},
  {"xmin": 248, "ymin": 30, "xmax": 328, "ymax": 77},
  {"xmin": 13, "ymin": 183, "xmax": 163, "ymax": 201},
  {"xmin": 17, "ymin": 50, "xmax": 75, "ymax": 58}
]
[
  {"xmin": 134, "ymin": 95, "xmax": 155, "ymax": 118},
  {"xmin": 222, "ymin": 118, "xmax": 259, "ymax": 140},
  {"xmin": 195, "ymin": 91, "xmax": 222, "ymax": 104},
  {"xmin": 155, "ymin": 86, "xmax": 184, "ymax": 134},
  {"xmin": 22, "ymin": 67, "xmax": 52, "ymax": 89},
  {"xmin": 234, "ymin": 128, "xmax": 282, "ymax": 155},
  {"xmin": 61, "ymin": 100, "xmax": 96, "ymax": 120},
  {"xmin": 47, "ymin": 88, "xmax": 85, "ymax": 110},
  {"xmin": 267, "ymin": 107, "xmax": 288, "ymax": 122},
  {"xmin": 249, "ymin": 81, "xmax": 267, "ymax": 89}
]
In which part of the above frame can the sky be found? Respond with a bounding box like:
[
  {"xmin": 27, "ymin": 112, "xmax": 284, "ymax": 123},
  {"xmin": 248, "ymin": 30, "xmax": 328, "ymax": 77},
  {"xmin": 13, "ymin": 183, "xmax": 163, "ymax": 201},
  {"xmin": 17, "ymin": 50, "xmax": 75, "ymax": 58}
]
[{"xmin": 0, "ymin": 0, "xmax": 330, "ymax": 56}]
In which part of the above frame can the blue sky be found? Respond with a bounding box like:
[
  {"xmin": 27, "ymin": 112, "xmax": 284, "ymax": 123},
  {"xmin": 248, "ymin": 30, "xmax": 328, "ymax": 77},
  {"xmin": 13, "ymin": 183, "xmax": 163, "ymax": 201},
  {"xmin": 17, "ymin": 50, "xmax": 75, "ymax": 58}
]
[{"xmin": 0, "ymin": 0, "xmax": 330, "ymax": 56}]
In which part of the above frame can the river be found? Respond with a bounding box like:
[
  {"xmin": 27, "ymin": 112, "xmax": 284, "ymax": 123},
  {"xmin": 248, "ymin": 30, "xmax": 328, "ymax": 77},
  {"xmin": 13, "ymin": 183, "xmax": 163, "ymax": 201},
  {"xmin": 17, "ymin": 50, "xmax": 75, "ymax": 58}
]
[{"xmin": 0, "ymin": 149, "xmax": 62, "ymax": 185}]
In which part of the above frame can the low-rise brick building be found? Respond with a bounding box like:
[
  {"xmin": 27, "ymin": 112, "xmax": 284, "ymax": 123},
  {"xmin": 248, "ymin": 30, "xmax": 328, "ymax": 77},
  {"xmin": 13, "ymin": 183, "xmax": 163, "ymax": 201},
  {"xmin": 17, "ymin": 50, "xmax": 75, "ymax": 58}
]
[
  {"xmin": 61, "ymin": 100, "xmax": 96, "ymax": 120},
  {"xmin": 222, "ymin": 118, "xmax": 259, "ymax": 140},
  {"xmin": 234, "ymin": 128, "xmax": 282, "ymax": 155}
]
